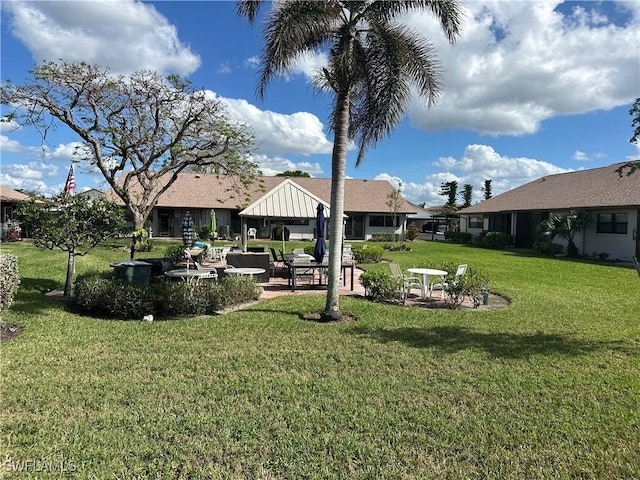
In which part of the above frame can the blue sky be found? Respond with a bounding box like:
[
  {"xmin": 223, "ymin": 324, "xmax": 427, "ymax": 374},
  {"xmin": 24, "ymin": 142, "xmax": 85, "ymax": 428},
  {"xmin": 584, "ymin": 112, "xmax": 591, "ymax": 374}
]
[{"xmin": 1, "ymin": 0, "xmax": 638, "ymax": 206}]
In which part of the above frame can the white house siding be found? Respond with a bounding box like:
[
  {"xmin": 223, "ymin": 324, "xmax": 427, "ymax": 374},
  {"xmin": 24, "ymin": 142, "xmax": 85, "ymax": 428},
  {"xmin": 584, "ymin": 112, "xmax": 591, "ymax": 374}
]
[{"xmin": 584, "ymin": 208, "xmax": 638, "ymax": 261}]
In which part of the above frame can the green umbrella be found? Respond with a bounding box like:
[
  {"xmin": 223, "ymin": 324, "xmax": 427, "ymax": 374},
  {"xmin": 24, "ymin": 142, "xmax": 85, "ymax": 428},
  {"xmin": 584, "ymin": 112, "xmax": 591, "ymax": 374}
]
[{"xmin": 210, "ymin": 209, "xmax": 217, "ymax": 240}]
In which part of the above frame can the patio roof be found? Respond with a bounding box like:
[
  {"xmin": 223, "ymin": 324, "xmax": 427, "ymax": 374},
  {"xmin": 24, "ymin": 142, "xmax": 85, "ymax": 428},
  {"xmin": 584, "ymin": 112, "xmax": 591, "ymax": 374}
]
[{"xmin": 239, "ymin": 178, "xmax": 345, "ymax": 219}]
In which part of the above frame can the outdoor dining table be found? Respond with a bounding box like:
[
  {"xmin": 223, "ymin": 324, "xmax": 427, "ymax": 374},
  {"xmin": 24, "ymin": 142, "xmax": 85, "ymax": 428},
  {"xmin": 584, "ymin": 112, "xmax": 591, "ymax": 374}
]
[
  {"xmin": 407, "ymin": 268, "xmax": 448, "ymax": 299},
  {"xmin": 286, "ymin": 260, "xmax": 355, "ymax": 292}
]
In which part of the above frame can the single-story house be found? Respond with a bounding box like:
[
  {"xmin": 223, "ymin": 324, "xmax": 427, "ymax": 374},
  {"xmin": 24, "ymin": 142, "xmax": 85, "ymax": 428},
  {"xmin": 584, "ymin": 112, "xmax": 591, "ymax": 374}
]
[
  {"xmin": 107, "ymin": 173, "xmax": 417, "ymax": 241},
  {"xmin": 1, "ymin": 185, "xmax": 31, "ymax": 240},
  {"xmin": 457, "ymin": 162, "xmax": 640, "ymax": 261}
]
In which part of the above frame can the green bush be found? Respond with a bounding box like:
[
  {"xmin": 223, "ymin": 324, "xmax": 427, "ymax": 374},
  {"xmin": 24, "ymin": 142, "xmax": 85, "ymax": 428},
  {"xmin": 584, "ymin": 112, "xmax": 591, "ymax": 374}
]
[
  {"xmin": 74, "ymin": 272, "xmax": 260, "ymax": 320},
  {"xmin": 198, "ymin": 225, "xmax": 212, "ymax": 240},
  {"xmin": 359, "ymin": 270, "xmax": 403, "ymax": 304},
  {"xmin": 474, "ymin": 231, "xmax": 512, "ymax": 249},
  {"xmin": 442, "ymin": 268, "xmax": 490, "ymax": 309},
  {"xmin": 0, "ymin": 254, "xmax": 20, "ymax": 312},
  {"xmin": 444, "ymin": 231, "xmax": 473, "ymax": 244},
  {"xmin": 533, "ymin": 240, "xmax": 564, "ymax": 256},
  {"xmin": 352, "ymin": 244, "xmax": 385, "ymax": 263},
  {"xmin": 382, "ymin": 243, "xmax": 412, "ymax": 252},
  {"xmin": 405, "ymin": 222, "xmax": 419, "ymax": 241},
  {"xmin": 369, "ymin": 232, "xmax": 401, "ymax": 243},
  {"xmin": 165, "ymin": 243, "xmax": 187, "ymax": 263}
]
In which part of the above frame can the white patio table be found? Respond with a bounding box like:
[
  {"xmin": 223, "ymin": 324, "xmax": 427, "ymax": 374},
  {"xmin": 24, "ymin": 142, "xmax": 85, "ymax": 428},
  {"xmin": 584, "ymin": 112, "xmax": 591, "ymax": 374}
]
[{"xmin": 407, "ymin": 268, "xmax": 448, "ymax": 300}]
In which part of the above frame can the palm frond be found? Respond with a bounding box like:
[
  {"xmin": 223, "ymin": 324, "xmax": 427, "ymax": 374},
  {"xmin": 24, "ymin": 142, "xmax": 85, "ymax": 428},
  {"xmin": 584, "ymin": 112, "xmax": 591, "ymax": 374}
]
[{"xmin": 257, "ymin": 1, "xmax": 339, "ymax": 99}]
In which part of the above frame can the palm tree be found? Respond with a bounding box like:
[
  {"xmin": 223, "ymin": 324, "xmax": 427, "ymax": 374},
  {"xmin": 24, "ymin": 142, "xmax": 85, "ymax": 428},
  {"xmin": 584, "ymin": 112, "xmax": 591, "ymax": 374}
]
[
  {"xmin": 237, "ymin": 0, "xmax": 463, "ymax": 320},
  {"xmin": 538, "ymin": 210, "xmax": 592, "ymax": 258}
]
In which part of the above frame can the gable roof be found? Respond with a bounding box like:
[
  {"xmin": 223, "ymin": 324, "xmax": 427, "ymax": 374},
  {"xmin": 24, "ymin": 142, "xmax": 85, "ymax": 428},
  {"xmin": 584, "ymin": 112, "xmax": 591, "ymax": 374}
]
[
  {"xmin": 240, "ymin": 178, "xmax": 338, "ymax": 218},
  {"xmin": 0, "ymin": 185, "xmax": 31, "ymax": 203},
  {"xmin": 458, "ymin": 162, "xmax": 640, "ymax": 215},
  {"xmin": 107, "ymin": 173, "xmax": 417, "ymax": 214}
]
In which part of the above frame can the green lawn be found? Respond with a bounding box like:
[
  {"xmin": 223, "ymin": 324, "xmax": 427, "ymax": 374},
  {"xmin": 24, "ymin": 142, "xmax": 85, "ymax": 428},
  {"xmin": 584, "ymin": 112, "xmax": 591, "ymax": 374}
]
[{"xmin": 1, "ymin": 239, "xmax": 639, "ymax": 479}]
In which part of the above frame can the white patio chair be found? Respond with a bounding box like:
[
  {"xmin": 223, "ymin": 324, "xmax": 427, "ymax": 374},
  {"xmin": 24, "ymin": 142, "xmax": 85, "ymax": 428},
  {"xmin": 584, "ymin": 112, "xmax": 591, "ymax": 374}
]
[
  {"xmin": 194, "ymin": 262, "xmax": 218, "ymax": 280},
  {"xmin": 430, "ymin": 264, "xmax": 467, "ymax": 299},
  {"xmin": 389, "ymin": 262, "xmax": 423, "ymax": 302},
  {"xmin": 248, "ymin": 227, "xmax": 257, "ymax": 240}
]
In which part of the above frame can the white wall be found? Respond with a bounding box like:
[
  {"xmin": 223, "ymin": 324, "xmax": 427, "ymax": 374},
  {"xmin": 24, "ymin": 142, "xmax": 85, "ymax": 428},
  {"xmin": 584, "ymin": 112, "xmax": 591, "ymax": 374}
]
[{"xmin": 584, "ymin": 208, "xmax": 638, "ymax": 261}]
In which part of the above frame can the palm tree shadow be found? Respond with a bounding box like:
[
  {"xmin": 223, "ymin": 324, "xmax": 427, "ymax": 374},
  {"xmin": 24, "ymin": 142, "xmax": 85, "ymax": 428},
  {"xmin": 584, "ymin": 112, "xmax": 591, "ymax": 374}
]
[{"xmin": 350, "ymin": 325, "xmax": 634, "ymax": 359}]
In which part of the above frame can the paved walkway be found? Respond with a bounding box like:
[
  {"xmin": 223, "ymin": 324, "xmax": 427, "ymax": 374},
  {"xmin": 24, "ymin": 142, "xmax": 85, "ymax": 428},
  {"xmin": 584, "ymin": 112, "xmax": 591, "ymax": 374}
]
[{"xmin": 258, "ymin": 267, "xmax": 366, "ymax": 299}]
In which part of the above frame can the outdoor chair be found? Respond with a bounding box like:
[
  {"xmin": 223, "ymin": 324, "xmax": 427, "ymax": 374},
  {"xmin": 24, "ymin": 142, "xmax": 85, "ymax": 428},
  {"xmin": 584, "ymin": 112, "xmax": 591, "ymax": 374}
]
[
  {"xmin": 194, "ymin": 262, "xmax": 219, "ymax": 280},
  {"xmin": 430, "ymin": 264, "xmax": 467, "ymax": 299},
  {"xmin": 290, "ymin": 255, "xmax": 316, "ymax": 287},
  {"xmin": 634, "ymin": 256, "xmax": 640, "ymax": 278},
  {"xmin": 270, "ymin": 247, "xmax": 287, "ymax": 277},
  {"xmin": 248, "ymin": 227, "xmax": 257, "ymax": 240},
  {"xmin": 389, "ymin": 262, "xmax": 423, "ymax": 302}
]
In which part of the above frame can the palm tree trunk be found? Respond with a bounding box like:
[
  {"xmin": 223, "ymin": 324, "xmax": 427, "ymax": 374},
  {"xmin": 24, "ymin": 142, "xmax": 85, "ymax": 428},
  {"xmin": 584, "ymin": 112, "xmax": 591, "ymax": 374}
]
[{"xmin": 322, "ymin": 88, "xmax": 350, "ymax": 321}]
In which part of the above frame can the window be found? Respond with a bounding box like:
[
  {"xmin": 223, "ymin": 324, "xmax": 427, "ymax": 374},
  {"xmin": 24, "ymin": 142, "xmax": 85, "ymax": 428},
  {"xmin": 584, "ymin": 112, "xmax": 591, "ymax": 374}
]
[
  {"xmin": 369, "ymin": 215, "xmax": 399, "ymax": 227},
  {"xmin": 597, "ymin": 213, "xmax": 627, "ymax": 234},
  {"xmin": 469, "ymin": 216, "xmax": 483, "ymax": 229}
]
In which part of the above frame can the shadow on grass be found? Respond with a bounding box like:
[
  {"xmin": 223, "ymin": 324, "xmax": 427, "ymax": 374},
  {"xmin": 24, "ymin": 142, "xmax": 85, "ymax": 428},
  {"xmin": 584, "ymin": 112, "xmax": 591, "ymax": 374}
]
[
  {"xmin": 350, "ymin": 325, "xmax": 636, "ymax": 359},
  {"xmin": 11, "ymin": 277, "xmax": 66, "ymax": 316}
]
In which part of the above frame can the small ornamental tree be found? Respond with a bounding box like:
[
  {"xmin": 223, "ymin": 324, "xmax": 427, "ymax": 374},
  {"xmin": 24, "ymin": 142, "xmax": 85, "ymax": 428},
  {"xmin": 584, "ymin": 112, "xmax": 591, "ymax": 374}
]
[{"xmin": 16, "ymin": 195, "xmax": 126, "ymax": 296}]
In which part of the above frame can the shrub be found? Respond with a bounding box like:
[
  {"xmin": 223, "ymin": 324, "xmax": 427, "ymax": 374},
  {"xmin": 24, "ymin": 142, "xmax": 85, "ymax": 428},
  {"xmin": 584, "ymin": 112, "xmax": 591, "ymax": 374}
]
[
  {"xmin": 165, "ymin": 244, "xmax": 187, "ymax": 263},
  {"xmin": 0, "ymin": 254, "xmax": 20, "ymax": 312},
  {"xmin": 382, "ymin": 243, "xmax": 412, "ymax": 252},
  {"xmin": 370, "ymin": 232, "xmax": 400, "ymax": 243},
  {"xmin": 359, "ymin": 270, "xmax": 403, "ymax": 304},
  {"xmin": 199, "ymin": 225, "xmax": 212, "ymax": 240},
  {"xmin": 405, "ymin": 222, "xmax": 419, "ymax": 241},
  {"xmin": 475, "ymin": 231, "xmax": 512, "ymax": 249},
  {"xmin": 442, "ymin": 268, "xmax": 490, "ymax": 309},
  {"xmin": 533, "ymin": 240, "xmax": 564, "ymax": 256},
  {"xmin": 444, "ymin": 231, "xmax": 473, "ymax": 244},
  {"xmin": 74, "ymin": 272, "xmax": 260, "ymax": 320},
  {"xmin": 352, "ymin": 244, "xmax": 385, "ymax": 263}
]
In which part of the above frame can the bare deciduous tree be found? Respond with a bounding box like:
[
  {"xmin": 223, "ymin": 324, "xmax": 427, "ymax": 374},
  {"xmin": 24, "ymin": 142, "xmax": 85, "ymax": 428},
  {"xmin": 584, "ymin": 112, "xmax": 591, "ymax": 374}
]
[{"xmin": 2, "ymin": 61, "xmax": 258, "ymax": 230}]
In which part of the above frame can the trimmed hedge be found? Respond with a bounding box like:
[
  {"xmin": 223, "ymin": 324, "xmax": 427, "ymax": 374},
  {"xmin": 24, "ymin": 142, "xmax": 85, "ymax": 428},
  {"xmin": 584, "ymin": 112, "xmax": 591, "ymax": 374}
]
[
  {"xmin": 0, "ymin": 254, "xmax": 20, "ymax": 312},
  {"xmin": 74, "ymin": 272, "xmax": 260, "ymax": 320},
  {"xmin": 352, "ymin": 244, "xmax": 385, "ymax": 263}
]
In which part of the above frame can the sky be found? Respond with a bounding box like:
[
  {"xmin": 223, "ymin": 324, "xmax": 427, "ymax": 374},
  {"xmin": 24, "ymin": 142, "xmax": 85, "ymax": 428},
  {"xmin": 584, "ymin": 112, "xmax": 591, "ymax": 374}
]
[{"xmin": 1, "ymin": 0, "xmax": 639, "ymax": 207}]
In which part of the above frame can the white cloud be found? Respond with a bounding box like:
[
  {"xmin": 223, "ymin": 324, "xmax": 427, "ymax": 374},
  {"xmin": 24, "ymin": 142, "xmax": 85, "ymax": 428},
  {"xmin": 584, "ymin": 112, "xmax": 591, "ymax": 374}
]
[
  {"xmin": 0, "ymin": 135, "xmax": 24, "ymax": 153},
  {"xmin": 0, "ymin": 161, "xmax": 62, "ymax": 196},
  {"xmin": 3, "ymin": 0, "xmax": 201, "ymax": 76},
  {"xmin": 217, "ymin": 63, "xmax": 232, "ymax": 75},
  {"xmin": 252, "ymin": 154, "xmax": 324, "ymax": 177},
  {"xmin": 381, "ymin": 144, "xmax": 571, "ymax": 206},
  {"xmin": 214, "ymin": 94, "xmax": 334, "ymax": 156},
  {"xmin": 573, "ymin": 150, "xmax": 589, "ymax": 161},
  {"xmin": 404, "ymin": 1, "xmax": 639, "ymax": 136},
  {"xmin": 0, "ymin": 120, "xmax": 21, "ymax": 132}
]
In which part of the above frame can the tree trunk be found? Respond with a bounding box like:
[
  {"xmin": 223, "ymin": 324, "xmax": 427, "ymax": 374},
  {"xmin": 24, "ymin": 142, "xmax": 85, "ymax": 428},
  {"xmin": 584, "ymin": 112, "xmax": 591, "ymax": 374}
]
[
  {"xmin": 322, "ymin": 89, "xmax": 350, "ymax": 322},
  {"xmin": 64, "ymin": 249, "xmax": 75, "ymax": 297}
]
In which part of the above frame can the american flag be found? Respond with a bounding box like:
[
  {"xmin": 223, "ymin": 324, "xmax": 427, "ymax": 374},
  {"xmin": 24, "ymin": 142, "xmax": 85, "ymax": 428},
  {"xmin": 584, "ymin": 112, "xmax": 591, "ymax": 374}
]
[{"xmin": 63, "ymin": 163, "xmax": 76, "ymax": 196}]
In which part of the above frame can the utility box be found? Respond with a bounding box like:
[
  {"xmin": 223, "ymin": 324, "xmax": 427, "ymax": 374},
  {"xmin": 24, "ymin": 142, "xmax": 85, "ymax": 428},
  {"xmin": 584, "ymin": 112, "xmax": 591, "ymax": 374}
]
[{"xmin": 110, "ymin": 260, "xmax": 152, "ymax": 286}]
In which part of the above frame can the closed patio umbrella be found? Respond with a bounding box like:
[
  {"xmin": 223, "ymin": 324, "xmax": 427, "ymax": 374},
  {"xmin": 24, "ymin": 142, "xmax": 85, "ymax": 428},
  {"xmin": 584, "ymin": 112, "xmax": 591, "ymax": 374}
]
[
  {"xmin": 210, "ymin": 209, "xmax": 217, "ymax": 240},
  {"xmin": 313, "ymin": 203, "xmax": 327, "ymax": 263},
  {"xmin": 181, "ymin": 211, "xmax": 194, "ymax": 247}
]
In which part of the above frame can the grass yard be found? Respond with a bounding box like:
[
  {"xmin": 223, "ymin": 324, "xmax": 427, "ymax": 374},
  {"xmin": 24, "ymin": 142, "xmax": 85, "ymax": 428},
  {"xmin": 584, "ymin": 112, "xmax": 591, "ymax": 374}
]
[{"xmin": 1, "ymin": 239, "xmax": 639, "ymax": 479}]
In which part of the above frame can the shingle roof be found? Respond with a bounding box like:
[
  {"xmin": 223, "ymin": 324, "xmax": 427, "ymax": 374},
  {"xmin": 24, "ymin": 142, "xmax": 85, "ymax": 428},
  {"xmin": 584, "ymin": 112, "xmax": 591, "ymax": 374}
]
[
  {"xmin": 107, "ymin": 173, "xmax": 417, "ymax": 214},
  {"xmin": 0, "ymin": 185, "xmax": 31, "ymax": 203},
  {"xmin": 458, "ymin": 162, "xmax": 640, "ymax": 214}
]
